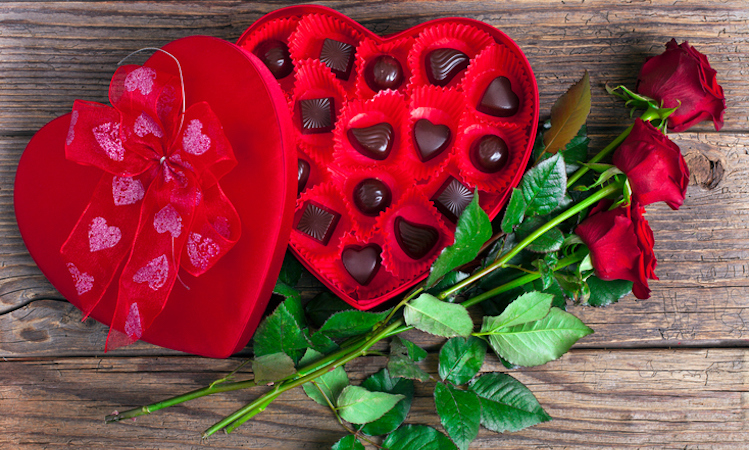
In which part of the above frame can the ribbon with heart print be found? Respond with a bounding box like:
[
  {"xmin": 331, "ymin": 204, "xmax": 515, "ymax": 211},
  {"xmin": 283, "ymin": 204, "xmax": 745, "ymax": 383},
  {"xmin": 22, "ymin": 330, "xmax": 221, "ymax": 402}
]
[{"xmin": 60, "ymin": 64, "xmax": 241, "ymax": 350}]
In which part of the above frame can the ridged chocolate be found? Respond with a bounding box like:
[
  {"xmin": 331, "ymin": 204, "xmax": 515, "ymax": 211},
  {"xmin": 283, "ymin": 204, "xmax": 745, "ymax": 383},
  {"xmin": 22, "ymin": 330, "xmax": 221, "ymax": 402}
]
[
  {"xmin": 477, "ymin": 76, "xmax": 520, "ymax": 117},
  {"xmin": 364, "ymin": 55, "xmax": 404, "ymax": 92},
  {"xmin": 342, "ymin": 244, "xmax": 382, "ymax": 285},
  {"xmin": 253, "ymin": 39, "xmax": 293, "ymax": 79},
  {"xmin": 425, "ymin": 48, "xmax": 469, "ymax": 87},
  {"xmin": 298, "ymin": 159, "xmax": 310, "ymax": 194},
  {"xmin": 296, "ymin": 202, "xmax": 340, "ymax": 245},
  {"xmin": 320, "ymin": 38, "xmax": 355, "ymax": 80},
  {"xmin": 394, "ymin": 217, "xmax": 439, "ymax": 260},
  {"xmin": 348, "ymin": 123, "xmax": 394, "ymax": 160},
  {"xmin": 353, "ymin": 178, "xmax": 392, "ymax": 216},
  {"xmin": 433, "ymin": 177, "xmax": 474, "ymax": 223},
  {"xmin": 470, "ymin": 135, "xmax": 509, "ymax": 173},
  {"xmin": 413, "ymin": 119, "xmax": 451, "ymax": 162},
  {"xmin": 299, "ymin": 97, "xmax": 335, "ymax": 134}
]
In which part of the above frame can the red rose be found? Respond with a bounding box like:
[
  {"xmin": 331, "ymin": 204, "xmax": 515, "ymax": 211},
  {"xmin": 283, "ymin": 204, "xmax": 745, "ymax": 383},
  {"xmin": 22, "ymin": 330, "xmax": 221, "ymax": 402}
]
[
  {"xmin": 636, "ymin": 39, "xmax": 725, "ymax": 132},
  {"xmin": 612, "ymin": 118, "xmax": 689, "ymax": 210},
  {"xmin": 575, "ymin": 200, "xmax": 657, "ymax": 299}
]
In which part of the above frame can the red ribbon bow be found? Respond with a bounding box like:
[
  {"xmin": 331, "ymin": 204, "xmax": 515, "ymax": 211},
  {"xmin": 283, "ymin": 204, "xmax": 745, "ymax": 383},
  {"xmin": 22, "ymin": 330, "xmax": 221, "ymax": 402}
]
[{"xmin": 60, "ymin": 64, "xmax": 241, "ymax": 350}]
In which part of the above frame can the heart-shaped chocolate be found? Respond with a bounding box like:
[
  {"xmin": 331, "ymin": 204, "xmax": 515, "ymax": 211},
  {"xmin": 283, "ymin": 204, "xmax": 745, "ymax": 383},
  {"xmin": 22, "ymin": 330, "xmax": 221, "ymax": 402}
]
[
  {"xmin": 237, "ymin": 5, "xmax": 538, "ymax": 310},
  {"xmin": 477, "ymin": 76, "xmax": 520, "ymax": 117}
]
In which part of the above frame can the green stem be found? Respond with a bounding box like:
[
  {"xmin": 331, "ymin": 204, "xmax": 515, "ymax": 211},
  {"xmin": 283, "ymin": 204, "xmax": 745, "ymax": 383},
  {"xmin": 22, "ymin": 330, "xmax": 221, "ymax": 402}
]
[{"xmin": 438, "ymin": 181, "xmax": 623, "ymax": 300}]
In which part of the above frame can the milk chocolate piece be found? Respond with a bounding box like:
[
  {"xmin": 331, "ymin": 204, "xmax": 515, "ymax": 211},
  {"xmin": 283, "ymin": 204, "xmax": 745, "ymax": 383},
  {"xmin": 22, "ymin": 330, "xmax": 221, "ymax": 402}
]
[
  {"xmin": 347, "ymin": 123, "xmax": 394, "ymax": 160},
  {"xmin": 477, "ymin": 76, "xmax": 520, "ymax": 117},
  {"xmin": 296, "ymin": 201, "xmax": 340, "ymax": 245},
  {"xmin": 425, "ymin": 48, "xmax": 469, "ymax": 87},
  {"xmin": 299, "ymin": 97, "xmax": 335, "ymax": 134},
  {"xmin": 253, "ymin": 39, "xmax": 293, "ymax": 79},
  {"xmin": 342, "ymin": 244, "xmax": 382, "ymax": 285},
  {"xmin": 298, "ymin": 159, "xmax": 310, "ymax": 194},
  {"xmin": 470, "ymin": 135, "xmax": 509, "ymax": 173},
  {"xmin": 353, "ymin": 178, "xmax": 392, "ymax": 216},
  {"xmin": 364, "ymin": 55, "xmax": 404, "ymax": 92},
  {"xmin": 432, "ymin": 177, "xmax": 474, "ymax": 223},
  {"xmin": 395, "ymin": 217, "xmax": 439, "ymax": 260},
  {"xmin": 413, "ymin": 119, "xmax": 451, "ymax": 162},
  {"xmin": 320, "ymin": 38, "xmax": 355, "ymax": 80}
]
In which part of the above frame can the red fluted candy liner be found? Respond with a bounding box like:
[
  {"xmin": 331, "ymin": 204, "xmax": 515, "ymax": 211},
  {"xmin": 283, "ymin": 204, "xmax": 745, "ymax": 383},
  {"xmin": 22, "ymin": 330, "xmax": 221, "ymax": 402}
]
[
  {"xmin": 237, "ymin": 17, "xmax": 301, "ymax": 94},
  {"xmin": 296, "ymin": 146, "xmax": 329, "ymax": 198},
  {"xmin": 354, "ymin": 35, "xmax": 415, "ymax": 100}
]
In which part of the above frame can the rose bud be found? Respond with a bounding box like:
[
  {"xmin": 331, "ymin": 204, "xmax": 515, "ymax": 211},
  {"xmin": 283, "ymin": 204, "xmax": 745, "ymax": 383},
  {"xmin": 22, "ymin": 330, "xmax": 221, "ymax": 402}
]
[
  {"xmin": 636, "ymin": 39, "xmax": 725, "ymax": 132},
  {"xmin": 613, "ymin": 118, "xmax": 689, "ymax": 210},
  {"xmin": 575, "ymin": 200, "xmax": 657, "ymax": 299}
]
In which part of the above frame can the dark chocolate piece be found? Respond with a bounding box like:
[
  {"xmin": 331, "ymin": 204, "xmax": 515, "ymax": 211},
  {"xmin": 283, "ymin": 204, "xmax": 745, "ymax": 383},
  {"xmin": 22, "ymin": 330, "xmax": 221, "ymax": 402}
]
[
  {"xmin": 296, "ymin": 201, "xmax": 340, "ymax": 245},
  {"xmin": 253, "ymin": 39, "xmax": 293, "ymax": 79},
  {"xmin": 470, "ymin": 135, "xmax": 509, "ymax": 173},
  {"xmin": 413, "ymin": 119, "xmax": 451, "ymax": 162},
  {"xmin": 394, "ymin": 217, "xmax": 439, "ymax": 260},
  {"xmin": 353, "ymin": 178, "xmax": 392, "ymax": 216},
  {"xmin": 320, "ymin": 38, "xmax": 355, "ymax": 80},
  {"xmin": 425, "ymin": 48, "xmax": 469, "ymax": 87},
  {"xmin": 477, "ymin": 76, "xmax": 520, "ymax": 117},
  {"xmin": 341, "ymin": 244, "xmax": 382, "ymax": 285},
  {"xmin": 364, "ymin": 55, "xmax": 404, "ymax": 92},
  {"xmin": 299, "ymin": 97, "xmax": 335, "ymax": 134},
  {"xmin": 298, "ymin": 159, "xmax": 310, "ymax": 194},
  {"xmin": 432, "ymin": 177, "xmax": 474, "ymax": 223},
  {"xmin": 347, "ymin": 123, "xmax": 394, "ymax": 160}
]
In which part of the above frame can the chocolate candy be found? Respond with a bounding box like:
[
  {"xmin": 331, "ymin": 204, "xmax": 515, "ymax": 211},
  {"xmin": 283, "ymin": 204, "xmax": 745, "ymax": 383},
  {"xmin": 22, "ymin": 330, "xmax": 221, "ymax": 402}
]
[
  {"xmin": 320, "ymin": 38, "xmax": 355, "ymax": 80},
  {"xmin": 299, "ymin": 97, "xmax": 335, "ymax": 134},
  {"xmin": 298, "ymin": 159, "xmax": 310, "ymax": 194},
  {"xmin": 364, "ymin": 55, "xmax": 404, "ymax": 92},
  {"xmin": 432, "ymin": 177, "xmax": 474, "ymax": 223},
  {"xmin": 353, "ymin": 178, "xmax": 392, "ymax": 216},
  {"xmin": 470, "ymin": 135, "xmax": 509, "ymax": 173},
  {"xmin": 395, "ymin": 217, "xmax": 439, "ymax": 260},
  {"xmin": 342, "ymin": 244, "xmax": 382, "ymax": 285},
  {"xmin": 253, "ymin": 39, "xmax": 293, "ymax": 79},
  {"xmin": 296, "ymin": 201, "xmax": 340, "ymax": 245},
  {"xmin": 413, "ymin": 119, "xmax": 451, "ymax": 162},
  {"xmin": 347, "ymin": 123, "xmax": 394, "ymax": 160},
  {"xmin": 477, "ymin": 76, "xmax": 520, "ymax": 117},
  {"xmin": 425, "ymin": 48, "xmax": 469, "ymax": 87}
]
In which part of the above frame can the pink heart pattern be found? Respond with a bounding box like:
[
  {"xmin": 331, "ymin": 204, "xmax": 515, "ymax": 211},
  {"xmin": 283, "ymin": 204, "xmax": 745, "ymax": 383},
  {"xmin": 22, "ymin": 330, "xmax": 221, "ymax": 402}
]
[
  {"xmin": 92, "ymin": 122, "xmax": 125, "ymax": 162},
  {"xmin": 182, "ymin": 119, "xmax": 211, "ymax": 155},
  {"xmin": 187, "ymin": 232, "xmax": 220, "ymax": 271},
  {"xmin": 88, "ymin": 216, "xmax": 122, "ymax": 252},
  {"xmin": 124, "ymin": 66, "xmax": 156, "ymax": 96},
  {"xmin": 66, "ymin": 262, "xmax": 94, "ymax": 296},
  {"xmin": 132, "ymin": 254, "xmax": 170, "ymax": 291},
  {"xmin": 133, "ymin": 112, "xmax": 164, "ymax": 138},
  {"xmin": 112, "ymin": 176, "xmax": 145, "ymax": 206},
  {"xmin": 153, "ymin": 204, "xmax": 183, "ymax": 238}
]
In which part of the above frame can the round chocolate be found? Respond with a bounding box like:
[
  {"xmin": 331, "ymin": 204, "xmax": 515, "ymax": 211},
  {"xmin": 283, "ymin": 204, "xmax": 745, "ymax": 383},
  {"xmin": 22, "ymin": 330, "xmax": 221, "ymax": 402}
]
[
  {"xmin": 297, "ymin": 159, "xmax": 310, "ymax": 194},
  {"xmin": 353, "ymin": 178, "xmax": 392, "ymax": 216},
  {"xmin": 253, "ymin": 39, "xmax": 293, "ymax": 79},
  {"xmin": 364, "ymin": 55, "xmax": 404, "ymax": 92},
  {"xmin": 470, "ymin": 135, "xmax": 509, "ymax": 173}
]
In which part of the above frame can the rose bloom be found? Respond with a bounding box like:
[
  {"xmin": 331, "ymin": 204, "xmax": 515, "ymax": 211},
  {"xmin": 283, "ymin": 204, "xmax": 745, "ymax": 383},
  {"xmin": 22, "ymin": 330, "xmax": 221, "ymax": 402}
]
[
  {"xmin": 636, "ymin": 39, "xmax": 725, "ymax": 132},
  {"xmin": 612, "ymin": 118, "xmax": 689, "ymax": 210},
  {"xmin": 575, "ymin": 200, "xmax": 657, "ymax": 299}
]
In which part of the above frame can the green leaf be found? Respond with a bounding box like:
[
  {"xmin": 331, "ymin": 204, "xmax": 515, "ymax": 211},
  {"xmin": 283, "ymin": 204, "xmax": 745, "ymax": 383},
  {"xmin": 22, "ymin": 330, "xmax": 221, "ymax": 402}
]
[
  {"xmin": 485, "ymin": 307, "xmax": 594, "ymax": 367},
  {"xmin": 521, "ymin": 153, "xmax": 567, "ymax": 217},
  {"xmin": 481, "ymin": 291, "xmax": 553, "ymax": 331},
  {"xmin": 387, "ymin": 336, "xmax": 430, "ymax": 382},
  {"xmin": 305, "ymin": 292, "xmax": 351, "ymax": 328},
  {"xmin": 253, "ymin": 296, "xmax": 309, "ymax": 363},
  {"xmin": 543, "ymin": 71, "xmax": 591, "ymax": 155},
  {"xmin": 300, "ymin": 349, "xmax": 349, "ymax": 407},
  {"xmin": 252, "ymin": 352, "xmax": 296, "ymax": 384},
  {"xmin": 426, "ymin": 271, "xmax": 470, "ymax": 297},
  {"xmin": 434, "ymin": 382, "xmax": 481, "ymax": 450},
  {"xmin": 278, "ymin": 250, "xmax": 304, "ymax": 287},
  {"xmin": 515, "ymin": 216, "xmax": 564, "ymax": 253},
  {"xmin": 337, "ymin": 385, "xmax": 404, "ymax": 425},
  {"xmin": 272, "ymin": 280, "xmax": 301, "ymax": 303},
  {"xmin": 560, "ymin": 125, "xmax": 590, "ymax": 174},
  {"xmin": 500, "ymin": 188, "xmax": 526, "ymax": 233},
  {"xmin": 404, "ymin": 293, "xmax": 473, "ymax": 338},
  {"xmin": 427, "ymin": 191, "xmax": 492, "ymax": 287},
  {"xmin": 318, "ymin": 309, "xmax": 391, "ymax": 340},
  {"xmin": 331, "ymin": 435, "xmax": 364, "ymax": 450},
  {"xmin": 382, "ymin": 425, "xmax": 457, "ymax": 450},
  {"xmin": 586, "ymin": 276, "xmax": 633, "ymax": 307},
  {"xmin": 438, "ymin": 337, "xmax": 487, "ymax": 385},
  {"xmin": 308, "ymin": 331, "xmax": 339, "ymax": 354},
  {"xmin": 359, "ymin": 369, "xmax": 414, "ymax": 436},
  {"xmin": 469, "ymin": 373, "xmax": 551, "ymax": 433}
]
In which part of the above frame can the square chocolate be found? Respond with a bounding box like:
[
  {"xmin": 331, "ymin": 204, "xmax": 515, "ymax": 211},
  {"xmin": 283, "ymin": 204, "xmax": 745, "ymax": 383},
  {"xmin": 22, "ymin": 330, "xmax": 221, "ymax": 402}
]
[
  {"xmin": 296, "ymin": 201, "xmax": 341, "ymax": 245},
  {"xmin": 299, "ymin": 97, "xmax": 335, "ymax": 134},
  {"xmin": 432, "ymin": 177, "xmax": 474, "ymax": 223},
  {"xmin": 320, "ymin": 38, "xmax": 355, "ymax": 80}
]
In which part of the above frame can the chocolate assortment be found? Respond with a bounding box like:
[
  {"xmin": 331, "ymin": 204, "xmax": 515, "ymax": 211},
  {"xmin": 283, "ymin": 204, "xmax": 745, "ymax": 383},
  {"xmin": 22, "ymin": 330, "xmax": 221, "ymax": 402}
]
[{"xmin": 238, "ymin": 6, "xmax": 537, "ymax": 308}]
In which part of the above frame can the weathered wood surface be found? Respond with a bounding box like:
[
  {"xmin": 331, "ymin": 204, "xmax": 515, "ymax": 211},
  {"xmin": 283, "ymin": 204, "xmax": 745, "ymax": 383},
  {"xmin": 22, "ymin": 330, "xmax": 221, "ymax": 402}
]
[{"xmin": 2, "ymin": 0, "xmax": 749, "ymax": 448}]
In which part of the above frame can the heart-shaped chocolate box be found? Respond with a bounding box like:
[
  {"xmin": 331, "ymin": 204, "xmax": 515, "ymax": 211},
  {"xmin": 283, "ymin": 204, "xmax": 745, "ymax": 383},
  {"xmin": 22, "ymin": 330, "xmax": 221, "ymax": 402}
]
[{"xmin": 238, "ymin": 5, "xmax": 539, "ymax": 310}]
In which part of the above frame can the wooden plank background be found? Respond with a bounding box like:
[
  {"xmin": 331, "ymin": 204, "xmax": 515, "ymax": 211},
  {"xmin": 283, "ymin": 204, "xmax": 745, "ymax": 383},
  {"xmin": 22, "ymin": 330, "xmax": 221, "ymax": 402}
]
[{"xmin": 2, "ymin": 1, "xmax": 748, "ymax": 448}]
